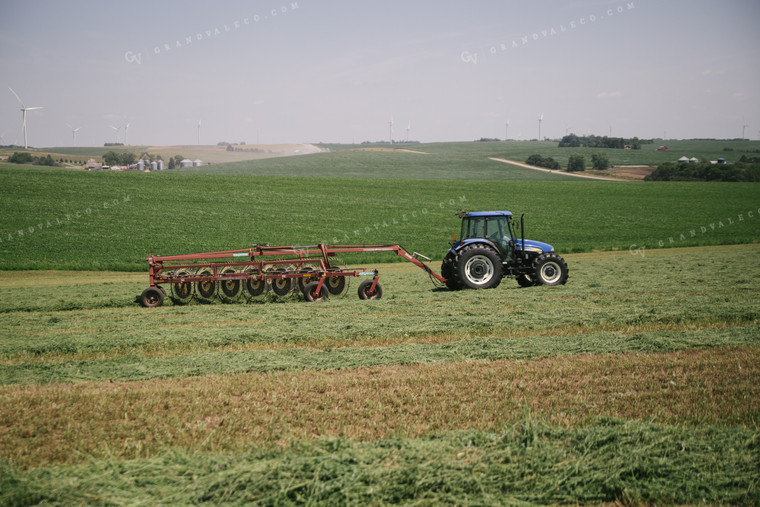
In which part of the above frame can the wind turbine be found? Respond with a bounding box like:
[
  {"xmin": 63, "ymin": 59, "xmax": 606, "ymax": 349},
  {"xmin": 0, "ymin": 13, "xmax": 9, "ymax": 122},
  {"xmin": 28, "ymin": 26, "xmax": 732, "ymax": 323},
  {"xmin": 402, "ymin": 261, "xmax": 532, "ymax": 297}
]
[
  {"xmin": 197, "ymin": 119, "xmax": 202, "ymax": 145},
  {"xmin": 505, "ymin": 119, "xmax": 510, "ymax": 140},
  {"xmin": 123, "ymin": 122, "xmax": 130, "ymax": 145},
  {"xmin": 742, "ymin": 118, "xmax": 749, "ymax": 140},
  {"xmin": 538, "ymin": 113, "xmax": 544, "ymax": 141},
  {"xmin": 110, "ymin": 125, "xmax": 121, "ymax": 144},
  {"xmin": 66, "ymin": 123, "xmax": 81, "ymax": 146},
  {"xmin": 406, "ymin": 121, "xmax": 411, "ymax": 143},
  {"xmin": 389, "ymin": 117, "xmax": 394, "ymax": 144},
  {"xmin": 8, "ymin": 87, "xmax": 43, "ymax": 149}
]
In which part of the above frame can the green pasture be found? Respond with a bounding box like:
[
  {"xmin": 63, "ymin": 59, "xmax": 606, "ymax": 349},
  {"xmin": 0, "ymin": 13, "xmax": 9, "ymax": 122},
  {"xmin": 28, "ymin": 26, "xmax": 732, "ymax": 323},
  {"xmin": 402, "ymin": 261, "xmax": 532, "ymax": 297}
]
[{"xmin": 0, "ymin": 164, "xmax": 758, "ymax": 270}]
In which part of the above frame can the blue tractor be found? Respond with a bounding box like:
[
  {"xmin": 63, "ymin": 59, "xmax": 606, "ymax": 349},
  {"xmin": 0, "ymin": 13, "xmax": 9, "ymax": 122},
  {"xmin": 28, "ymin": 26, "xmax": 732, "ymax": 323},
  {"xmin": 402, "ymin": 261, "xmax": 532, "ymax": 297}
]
[{"xmin": 440, "ymin": 211, "xmax": 568, "ymax": 290}]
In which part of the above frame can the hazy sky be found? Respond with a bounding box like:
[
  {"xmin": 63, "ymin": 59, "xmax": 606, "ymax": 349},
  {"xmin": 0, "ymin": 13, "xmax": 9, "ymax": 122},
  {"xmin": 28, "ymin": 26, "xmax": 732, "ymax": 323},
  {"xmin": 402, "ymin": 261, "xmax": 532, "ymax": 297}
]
[{"xmin": 1, "ymin": 0, "xmax": 759, "ymax": 147}]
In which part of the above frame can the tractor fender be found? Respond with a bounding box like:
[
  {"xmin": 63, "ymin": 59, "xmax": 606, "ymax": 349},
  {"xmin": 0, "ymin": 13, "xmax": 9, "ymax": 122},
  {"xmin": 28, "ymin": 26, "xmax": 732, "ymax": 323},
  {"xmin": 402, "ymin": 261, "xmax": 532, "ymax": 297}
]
[{"xmin": 448, "ymin": 238, "xmax": 499, "ymax": 255}]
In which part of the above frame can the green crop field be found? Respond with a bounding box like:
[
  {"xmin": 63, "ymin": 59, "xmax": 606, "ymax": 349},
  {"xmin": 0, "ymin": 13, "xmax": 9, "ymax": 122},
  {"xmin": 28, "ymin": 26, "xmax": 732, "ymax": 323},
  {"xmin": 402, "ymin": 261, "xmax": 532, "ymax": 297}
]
[
  {"xmin": 1, "ymin": 164, "xmax": 758, "ymax": 271},
  {"xmin": 1, "ymin": 140, "xmax": 759, "ymax": 504}
]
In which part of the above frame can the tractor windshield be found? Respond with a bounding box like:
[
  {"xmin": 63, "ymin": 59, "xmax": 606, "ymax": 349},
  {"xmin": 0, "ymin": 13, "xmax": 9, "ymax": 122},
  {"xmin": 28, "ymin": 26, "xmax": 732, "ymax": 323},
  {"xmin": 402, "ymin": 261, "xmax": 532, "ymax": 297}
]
[{"xmin": 461, "ymin": 215, "xmax": 512, "ymax": 257}]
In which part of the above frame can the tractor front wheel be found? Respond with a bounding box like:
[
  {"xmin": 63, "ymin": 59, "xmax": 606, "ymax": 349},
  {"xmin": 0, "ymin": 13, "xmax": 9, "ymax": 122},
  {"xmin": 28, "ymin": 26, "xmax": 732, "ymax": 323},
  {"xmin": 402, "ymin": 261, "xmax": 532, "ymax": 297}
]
[
  {"xmin": 455, "ymin": 245, "xmax": 502, "ymax": 289},
  {"xmin": 532, "ymin": 253, "xmax": 569, "ymax": 286}
]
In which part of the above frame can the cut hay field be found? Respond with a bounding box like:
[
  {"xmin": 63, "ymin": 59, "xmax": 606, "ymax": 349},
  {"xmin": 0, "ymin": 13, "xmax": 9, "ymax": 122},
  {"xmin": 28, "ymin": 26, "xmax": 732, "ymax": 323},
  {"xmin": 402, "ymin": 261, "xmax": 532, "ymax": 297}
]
[
  {"xmin": 0, "ymin": 245, "xmax": 758, "ymax": 503},
  {"xmin": 1, "ymin": 141, "xmax": 759, "ymax": 504}
]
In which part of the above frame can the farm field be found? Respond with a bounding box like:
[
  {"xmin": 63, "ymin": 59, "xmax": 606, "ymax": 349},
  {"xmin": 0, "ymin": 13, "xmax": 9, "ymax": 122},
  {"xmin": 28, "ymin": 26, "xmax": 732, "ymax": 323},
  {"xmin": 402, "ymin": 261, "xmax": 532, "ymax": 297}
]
[
  {"xmin": 0, "ymin": 245, "xmax": 759, "ymax": 503},
  {"xmin": 0, "ymin": 140, "xmax": 759, "ymax": 504},
  {"xmin": 1, "ymin": 164, "xmax": 758, "ymax": 271}
]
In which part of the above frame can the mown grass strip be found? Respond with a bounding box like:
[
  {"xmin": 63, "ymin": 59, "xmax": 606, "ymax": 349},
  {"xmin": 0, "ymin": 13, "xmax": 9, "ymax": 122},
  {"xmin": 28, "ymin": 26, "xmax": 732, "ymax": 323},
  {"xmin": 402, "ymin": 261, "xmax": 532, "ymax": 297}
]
[
  {"xmin": 1, "ymin": 323, "xmax": 758, "ymax": 385},
  {"xmin": 1, "ymin": 411, "xmax": 758, "ymax": 505},
  {"xmin": 1, "ymin": 347, "xmax": 758, "ymax": 469}
]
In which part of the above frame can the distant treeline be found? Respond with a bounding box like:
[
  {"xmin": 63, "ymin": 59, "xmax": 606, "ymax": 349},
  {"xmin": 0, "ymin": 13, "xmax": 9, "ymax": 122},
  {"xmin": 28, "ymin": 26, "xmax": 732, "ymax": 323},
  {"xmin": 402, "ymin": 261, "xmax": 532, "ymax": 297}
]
[
  {"xmin": 558, "ymin": 134, "xmax": 651, "ymax": 149},
  {"xmin": 7, "ymin": 152, "xmax": 57, "ymax": 166},
  {"xmin": 646, "ymin": 157, "xmax": 760, "ymax": 182}
]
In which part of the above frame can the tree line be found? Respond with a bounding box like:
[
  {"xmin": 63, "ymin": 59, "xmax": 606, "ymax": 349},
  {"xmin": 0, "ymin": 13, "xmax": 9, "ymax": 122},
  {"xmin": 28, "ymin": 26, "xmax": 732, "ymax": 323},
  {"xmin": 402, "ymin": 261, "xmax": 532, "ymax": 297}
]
[
  {"xmin": 559, "ymin": 134, "xmax": 645, "ymax": 150},
  {"xmin": 645, "ymin": 158, "xmax": 760, "ymax": 182}
]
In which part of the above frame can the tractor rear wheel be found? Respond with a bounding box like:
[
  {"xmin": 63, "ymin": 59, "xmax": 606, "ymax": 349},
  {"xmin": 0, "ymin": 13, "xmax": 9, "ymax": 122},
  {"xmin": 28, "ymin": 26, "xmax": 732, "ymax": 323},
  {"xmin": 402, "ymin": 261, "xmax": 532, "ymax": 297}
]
[
  {"xmin": 532, "ymin": 253, "xmax": 568, "ymax": 286},
  {"xmin": 455, "ymin": 244, "xmax": 502, "ymax": 289},
  {"xmin": 441, "ymin": 251, "xmax": 463, "ymax": 290}
]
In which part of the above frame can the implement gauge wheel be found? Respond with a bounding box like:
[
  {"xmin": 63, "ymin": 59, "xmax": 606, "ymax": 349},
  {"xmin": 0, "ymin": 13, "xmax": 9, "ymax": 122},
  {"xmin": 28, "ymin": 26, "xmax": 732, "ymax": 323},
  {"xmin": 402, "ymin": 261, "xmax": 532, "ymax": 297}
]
[
  {"xmin": 358, "ymin": 280, "xmax": 383, "ymax": 300},
  {"xmin": 140, "ymin": 287, "xmax": 164, "ymax": 308},
  {"xmin": 303, "ymin": 281, "xmax": 329, "ymax": 302}
]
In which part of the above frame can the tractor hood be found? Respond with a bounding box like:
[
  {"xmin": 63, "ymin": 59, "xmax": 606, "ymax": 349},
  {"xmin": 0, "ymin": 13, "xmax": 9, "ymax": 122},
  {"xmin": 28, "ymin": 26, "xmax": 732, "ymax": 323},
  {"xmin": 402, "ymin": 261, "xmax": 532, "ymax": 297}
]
[{"xmin": 515, "ymin": 239, "xmax": 554, "ymax": 253}]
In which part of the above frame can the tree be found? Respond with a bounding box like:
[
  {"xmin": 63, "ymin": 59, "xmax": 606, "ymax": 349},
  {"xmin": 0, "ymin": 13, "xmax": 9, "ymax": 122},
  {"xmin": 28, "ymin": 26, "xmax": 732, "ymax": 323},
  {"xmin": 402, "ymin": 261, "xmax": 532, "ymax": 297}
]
[
  {"xmin": 103, "ymin": 151, "xmax": 121, "ymax": 166},
  {"xmin": 590, "ymin": 152, "xmax": 610, "ymax": 171},
  {"xmin": 120, "ymin": 152, "xmax": 137, "ymax": 166},
  {"xmin": 168, "ymin": 157, "xmax": 176, "ymax": 169},
  {"xmin": 631, "ymin": 137, "xmax": 641, "ymax": 150},
  {"xmin": 8, "ymin": 152, "xmax": 33, "ymax": 164},
  {"xmin": 567, "ymin": 153, "xmax": 586, "ymax": 172},
  {"xmin": 558, "ymin": 134, "xmax": 581, "ymax": 147},
  {"xmin": 525, "ymin": 154, "xmax": 560, "ymax": 170}
]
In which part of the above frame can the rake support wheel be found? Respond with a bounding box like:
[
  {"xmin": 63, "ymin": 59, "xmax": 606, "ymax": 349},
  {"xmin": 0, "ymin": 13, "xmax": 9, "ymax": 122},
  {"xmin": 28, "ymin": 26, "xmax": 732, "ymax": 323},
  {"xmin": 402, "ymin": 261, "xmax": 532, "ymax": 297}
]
[
  {"xmin": 219, "ymin": 267, "xmax": 242, "ymax": 302},
  {"xmin": 170, "ymin": 269, "xmax": 194, "ymax": 304},
  {"xmin": 195, "ymin": 267, "xmax": 217, "ymax": 303},
  {"xmin": 244, "ymin": 267, "xmax": 266, "ymax": 299}
]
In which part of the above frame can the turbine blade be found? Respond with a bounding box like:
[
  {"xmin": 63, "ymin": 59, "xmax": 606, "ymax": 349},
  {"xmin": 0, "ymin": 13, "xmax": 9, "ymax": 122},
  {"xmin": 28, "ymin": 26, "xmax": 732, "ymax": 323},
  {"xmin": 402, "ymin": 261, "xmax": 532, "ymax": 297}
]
[{"xmin": 8, "ymin": 87, "xmax": 24, "ymax": 107}]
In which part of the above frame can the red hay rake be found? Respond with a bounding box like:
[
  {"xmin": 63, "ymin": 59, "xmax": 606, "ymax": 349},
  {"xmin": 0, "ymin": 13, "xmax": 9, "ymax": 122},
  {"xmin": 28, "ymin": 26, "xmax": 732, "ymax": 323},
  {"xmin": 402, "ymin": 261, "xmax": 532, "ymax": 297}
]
[{"xmin": 140, "ymin": 243, "xmax": 446, "ymax": 307}]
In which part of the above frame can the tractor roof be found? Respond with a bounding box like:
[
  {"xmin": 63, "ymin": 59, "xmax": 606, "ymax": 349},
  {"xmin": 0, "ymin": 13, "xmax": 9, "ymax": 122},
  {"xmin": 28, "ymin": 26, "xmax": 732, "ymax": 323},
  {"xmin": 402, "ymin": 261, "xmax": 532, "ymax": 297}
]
[{"xmin": 464, "ymin": 211, "xmax": 513, "ymax": 218}]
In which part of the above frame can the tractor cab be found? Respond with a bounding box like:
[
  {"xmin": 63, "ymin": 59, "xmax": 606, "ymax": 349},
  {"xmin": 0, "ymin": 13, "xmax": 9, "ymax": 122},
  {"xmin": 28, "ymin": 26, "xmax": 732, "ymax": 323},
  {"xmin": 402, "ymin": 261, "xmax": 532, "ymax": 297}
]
[{"xmin": 457, "ymin": 211, "xmax": 515, "ymax": 259}]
